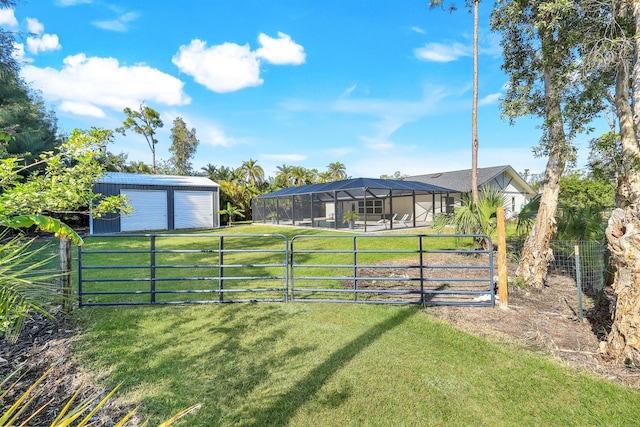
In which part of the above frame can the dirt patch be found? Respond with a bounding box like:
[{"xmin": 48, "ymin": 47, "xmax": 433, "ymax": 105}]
[{"xmin": 0, "ymin": 311, "xmax": 134, "ymax": 426}]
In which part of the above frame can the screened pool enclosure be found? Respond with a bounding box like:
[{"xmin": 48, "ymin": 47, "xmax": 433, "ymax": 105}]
[{"xmin": 252, "ymin": 178, "xmax": 454, "ymax": 232}]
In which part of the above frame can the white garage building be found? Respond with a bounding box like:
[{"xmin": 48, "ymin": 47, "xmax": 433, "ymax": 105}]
[{"xmin": 91, "ymin": 172, "xmax": 220, "ymax": 234}]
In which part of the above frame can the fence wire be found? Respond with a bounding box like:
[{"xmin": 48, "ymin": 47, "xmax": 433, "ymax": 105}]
[{"xmin": 509, "ymin": 239, "xmax": 608, "ymax": 296}]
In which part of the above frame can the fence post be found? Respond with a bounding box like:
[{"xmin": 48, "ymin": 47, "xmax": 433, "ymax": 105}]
[
  {"xmin": 496, "ymin": 207, "xmax": 508, "ymax": 309},
  {"xmin": 150, "ymin": 235, "xmax": 156, "ymax": 304},
  {"xmin": 59, "ymin": 237, "xmax": 72, "ymax": 313},
  {"xmin": 575, "ymin": 245, "xmax": 583, "ymax": 321}
]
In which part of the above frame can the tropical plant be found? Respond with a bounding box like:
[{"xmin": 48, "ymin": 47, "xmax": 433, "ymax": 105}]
[
  {"xmin": 515, "ymin": 194, "xmax": 540, "ymax": 236},
  {"xmin": 434, "ymin": 187, "xmax": 506, "ymax": 249},
  {"xmin": 342, "ymin": 210, "xmax": 360, "ymax": 224},
  {"xmin": 326, "ymin": 161, "xmax": 347, "ymax": 181},
  {"xmin": 218, "ymin": 202, "xmax": 245, "ymax": 227},
  {"xmin": 0, "ymin": 232, "xmax": 60, "ymax": 343},
  {"xmin": 0, "ymin": 367, "xmax": 201, "ymax": 426}
]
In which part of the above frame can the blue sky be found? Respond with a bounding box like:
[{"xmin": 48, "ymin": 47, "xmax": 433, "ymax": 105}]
[{"xmin": 3, "ymin": 0, "xmax": 601, "ymax": 179}]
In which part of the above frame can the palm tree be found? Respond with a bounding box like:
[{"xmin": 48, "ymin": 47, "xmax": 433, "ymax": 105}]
[
  {"xmin": 326, "ymin": 162, "xmax": 347, "ymax": 181},
  {"xmin": 218, "ymin": 202, "xmax": 245, "ymax": 227},
  {"xmin": 434, "ymin": 187, "xmax": 505, "ymax": 249},
  {"xmin": 239, "ymin": 158, "xmax": 264, "ymax": 187},
  {"xmin": 470, "ymin": 0, "xmax": 479, "ymax": 203},
  {"xmin": 430, "ymin": 0, "xmax": 480, "ymax": 202},
  {"xmin": 291, "ymin": 166, "xmax": 309, "ymax": 186},
  {"xmin": 275, "ymin": 164, "xmax": 294, "ymax": 188}
]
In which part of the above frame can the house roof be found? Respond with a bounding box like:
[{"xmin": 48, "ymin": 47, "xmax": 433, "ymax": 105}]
[
  {"xmin": 257, "ymin": 177, "xmax": 453, "ymax": 202},
  {"xmin": 406, "ymin": 165, "xmax": 536, "ymax": 196},
  {"xmin": 97, "ymin": 172, "xmax": 219, "ymax": 188}
]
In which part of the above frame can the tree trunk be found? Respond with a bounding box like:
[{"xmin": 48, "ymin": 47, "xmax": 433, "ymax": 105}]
[
  {"xmin": 515, "ymin": 148, "xmax": 564, "ymax": 289},
  {"xmin": 516, "ymin": 34, "xmax": 568, "ymax": 290},
  {"xmin": 471, "ymin": 0, "xmax": 479, "ymax": 203},
  {"xmin": 604, "ymin": 1, "xmax": 640, "ymax": 363},
  {"xmin": 59, "ymin": 237, "xmax": 72, "ymax": 314}
]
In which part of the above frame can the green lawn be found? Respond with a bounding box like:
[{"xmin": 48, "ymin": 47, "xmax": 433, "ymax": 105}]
[
  {"xmin": 31, "ymin": 225, "xmax": 636, "ymax": 426},
  {"xmin": 74, "ymin": 303, "xmax": 640, "ymax": 426}
]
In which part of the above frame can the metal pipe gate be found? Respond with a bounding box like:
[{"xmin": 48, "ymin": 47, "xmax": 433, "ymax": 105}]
[{"xmin": 78, "ymin": 233, "xmax": 494, "ymax": 307}]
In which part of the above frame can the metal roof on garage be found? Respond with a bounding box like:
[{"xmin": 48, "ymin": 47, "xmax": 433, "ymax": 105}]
[
  {"xmin": 257, "ymin": 177, "xmax": 454, "ymax": 202},
  {"xmin": 97, "ymin": 172, "xmax": 219, "ymax": 187}
]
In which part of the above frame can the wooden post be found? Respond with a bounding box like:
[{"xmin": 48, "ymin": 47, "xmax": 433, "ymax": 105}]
[
  {"xmin": 59, "ymin": 237, "xmax": 72, "ymax": 313},
  {"xmin": 496, "ymin": 207, "xmax": 508, "ymax": 308}
]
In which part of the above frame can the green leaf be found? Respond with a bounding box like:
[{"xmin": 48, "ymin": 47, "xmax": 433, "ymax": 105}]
[{"xmin": 1, "ymin": 215, "xmax": 83, "ymax": 246}]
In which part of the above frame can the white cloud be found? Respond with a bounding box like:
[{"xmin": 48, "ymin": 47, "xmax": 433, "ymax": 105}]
[
  {"xmin": 59, "ymin": 101, "xmax": 106, "ymax": 118},
  {"xmin": 173, "ymin": 39, "xmax": 263, "ymax": 93},
  {"xmin": 173, "ymin": 32, "xmax": 305, "ymax": 93},
  {"xmin": 26, "ymin": 17, "xmax": 44, "ymax": 35},
  {"xmin": 255, "ymin": 32, "xmax": 306, "ymax": 65},
  {"xmin": 341, "ymin": 84, "xmax": 357, "ymax": 97},
  {"xmin": 414, "ymin": 42, "xmax": 470, "ymax": 62},
  {"xmin": 479, "ymin": 92, "xmax": 501, "ymax": 106},
  {"xmin": 0, "ymin": 8, "xmax": 18, "ymax": 27},
  {"xmin": 262, "ymin": 153, "xmax": 307, "ymax": 162},
  {"xmin": 410, "ymin": 26, "xmax": 425, "ymax": 35},
  {"xmin": 26, "ymin": 33, "xmax": 61, "ymax": 54},
  {"xmin": 22, "ymin": 54, "xmax": 191, "ymax": 118},
  {"xmin": 199, "ymin": 122, "xmax": 245, "ymax": 147},
  {"xmin": 93, "ymin": 11, "xmax": 139, "ymax": 32}
]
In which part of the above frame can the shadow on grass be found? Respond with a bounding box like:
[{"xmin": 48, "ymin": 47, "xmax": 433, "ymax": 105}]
[{"xmin": 247, "ymin": 307, "xmax": 417, "ymax": 426}]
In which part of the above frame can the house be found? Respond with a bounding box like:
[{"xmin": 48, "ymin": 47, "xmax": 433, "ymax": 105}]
[
  {"xmin": 406, "ymin": 165, "xmax": 536, "ymax": 220},
  {"xmin": 91, "ymin": 172, "xmax": 220, "ymax": 234}
]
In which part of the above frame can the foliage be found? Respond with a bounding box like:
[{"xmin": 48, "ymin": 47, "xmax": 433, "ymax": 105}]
[
  {"xmin": 379, "ymin": 171, "xmax": 408, "ymax": 180},
  {"xmin": 434, "ymin": 187, "xmax": 506, "ymax": 248},
  {"xmin": 342, "ymin": 210, "xmax": 360, "ymax": 224},
  {"xmin": 0, "ymin": 70, "xmax": 58, "ymax": 165},
  {"xmin": 326, "ymin": 161, "xmax": 347, "ymax": 181},
  {"xmin": 0, "ymin": 128, "xmax": 129, "ymax": 223},
  {"xmin": 559, "ymin": 172, "xmax": 615, "ymax": 210},
  {"xmin": 0, "ymin": 367, "xmax": 201, "ymax": 426},
  {"xmin": 116, "ymin": 102, "xmax": 163, "ymax": 174},
  {"xmin": 588, "ymin": 132, "xmax": 622, "ymax": 183},
  {"xmin": 169, "ymin": 117, "xmax": 199, "ymax": 175},
  {"xmin": 0, "ymin": 232, "xmax": 59, "ymax": 343},
  {"xmin": 218, "ymin": 202, "xmax": 245, "ymax": 226},
  {"xmin": 515, "ymin": 194, "xmax": 540, "ymax": 236},
  {"xmin": 555, "ymin": 204, "xmax": 608, "ymax": 241}
]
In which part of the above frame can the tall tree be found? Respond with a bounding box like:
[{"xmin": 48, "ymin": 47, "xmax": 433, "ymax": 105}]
[
  {"xmin": 239, "ymin": 158, "xmax": 264, "ymax": 187},
  {"xmin": 580, "ymin": 0, "xmax": 640, "ymax": 363},
  {"xmin": 430, "ymin": 0, "xmax": 480, "ymax": 202},
  {"xmin": 169, "ymin": 117, "xmax": 199, "ymax": 175},
  {"xmin": 116, "ymin": 102, "xmax": 163, "ymax": 174},
  {"xmin": 274, "ymin": 164, "xmax": 294, "ymax": 188},
  {"xmin": 326, "ymin": 161, "xmax": 347, "ymax": 181},
  {"xmin": 491, "ymin": 0, "xmax": 602, "ymax": 290}
]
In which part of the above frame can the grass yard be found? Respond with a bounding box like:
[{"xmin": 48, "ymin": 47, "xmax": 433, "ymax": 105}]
[
  {"xmin": 74, "ymin": 303, "xmax": 640, "ymax": 426},
  {"xmin": 29, "ymin": 225, "xmax": 640, "ymax": 425}
]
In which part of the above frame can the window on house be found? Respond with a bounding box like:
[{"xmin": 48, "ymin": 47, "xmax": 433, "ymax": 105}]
[{"xmin": 358, "ymin": 200, "xmax": 383, "ymax": 214}]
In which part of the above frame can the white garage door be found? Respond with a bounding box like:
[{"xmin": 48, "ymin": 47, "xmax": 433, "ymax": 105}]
[
  {"xmin": 120, "ymin": 190, "xmax": 168, "ymax": 232},
  {"xmin": 174, "ymin": 191, "xmax": 214, "ymax": 229}
]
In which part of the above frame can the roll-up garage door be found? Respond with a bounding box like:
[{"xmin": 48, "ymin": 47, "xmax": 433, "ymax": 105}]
[
  {"xmin": 120, "ymin": 190, "xmax": 168, "ymax": 232},
  {"xmin": 174, "ymin": 191, "xmax": 214, "ymax": 229}
]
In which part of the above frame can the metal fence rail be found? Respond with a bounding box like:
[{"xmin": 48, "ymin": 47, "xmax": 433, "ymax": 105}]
[
  {"xmin": 290, "ymin": 234, "xmax": 494, "ymax": 306},
  {"xmin": 78, "ymin": 234, "xmax": 289, "ymax": 306}
]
